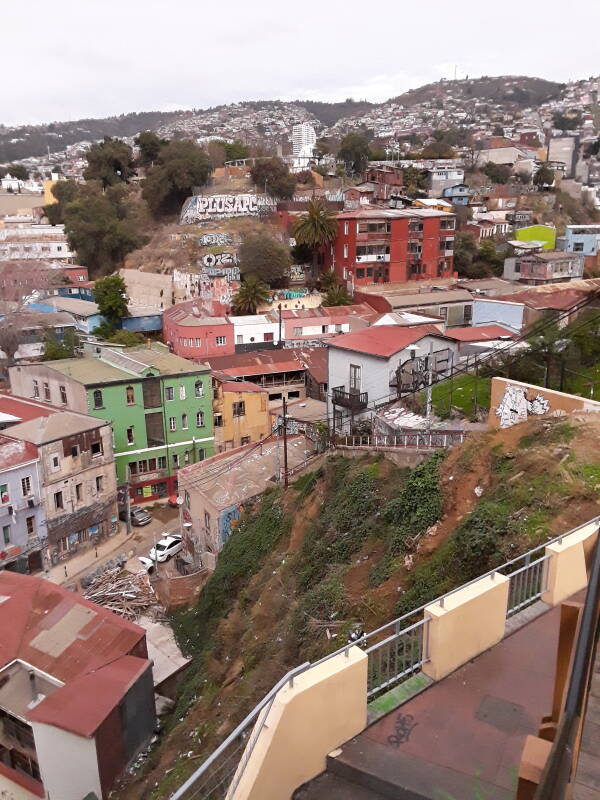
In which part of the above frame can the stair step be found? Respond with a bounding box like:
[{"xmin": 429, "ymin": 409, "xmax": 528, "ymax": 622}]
[
  {"xmin": 328, "ymin": 737, "xmax": 513, "ymax": 800},
  {"xmin": 294, "ymin": 772, "xmax": 388, "ymax": 800}
]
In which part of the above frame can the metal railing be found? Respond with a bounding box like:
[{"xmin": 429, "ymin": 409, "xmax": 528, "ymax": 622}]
[
  {"xmin": 336, "ymin": 431, "xmax": 467, "ymax": 450},
  {"xmin": 170, "ymin": 516, "xmax": 599, "ymax": 800},
  {"xmin": 170, "ymin": 664, "xmax": 309, "ymax": 800},
  {"xmin": 331, "ymin": 387, "xmax": 369, "ymax": 410},
  {"xmin": 366, "ymin": 618, "xmax": 429, "ymax": 697}
]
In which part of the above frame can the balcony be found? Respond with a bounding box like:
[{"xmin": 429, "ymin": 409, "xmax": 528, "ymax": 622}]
[
  {"xmin": 331, "ymin": 386, "xmax": 368, "ymax": 411},
  {"xmin": 355, "ymin": 253, "xmax": 390, "ymax": 263}
]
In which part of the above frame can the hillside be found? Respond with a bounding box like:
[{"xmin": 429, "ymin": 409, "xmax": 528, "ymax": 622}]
[
  {"xmin": 116, "ymin": 414, "xmax": 600, "ymax": 799},
  {"xmin": 389, "ymin": 75, "xmax": 565, "ymax": 109}
]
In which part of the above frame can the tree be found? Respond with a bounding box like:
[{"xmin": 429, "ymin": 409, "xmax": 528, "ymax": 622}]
[
  {"xmin": 314, "ymin": 138, "xmax": 330, "ymax": 161},
  {"xmin": 421, "ymin": 141, "xmax": 455, "ymax": 159},
  {"xmin": 483, "ymin": 162, "xmax": 512, "ymax": 184},
  {"xmin": 338, "ymin": 132, "xmax": 370, "ymax": 175},
  {"xmin": 403, "ymin": 166, "xmax": 429, "ymax": 197},
  {"xmin": 43, "ymin": 328, "xmax": 79, "ymax": 360},
  {"xmin": 231, "ymin": 275, "xmax": 270, "ymax": 315},
  {"xmin": 7, "ymin": 164, "xmax": 28, "ymax": 180},
  {"xmin": 453, "ymin": 232, "xmax": 478, "ymax": 276},
  {"xmin": 323, "ymin": 285, "xmax": 352, "ymax": 306},
  {"xmin": 94, "ymin": 274, "xmax": 129, "ymax": 327},
  {"xmin": 534, "ymin": 164, "xmax": 555, "ymax": 189},
  {"xmin": 83, "ymin": 137, "xmax": 135, "ymax": 188},
  {"xmin": 107, "ymin": 329, "xmax": 145, "ymax": 347},
  {"xmin": 238, "ymin": 230, "xmax": 291, "ymax": 285},
  {"xmin": 134, "ymin": 131, "xmax": 167, "ymax": 167},
  {"xmin": 223, "ymin": 140, "xmax": 250, "ymax": 161},
  {"xmin": 142, "ymin": 140, "xmax": 213, "ymax": 217},
  {"xmin": 63, "ymin": 184, "xmax": 146, "ymax": 275},
  {"xmin": 43, "ymin": 179, "xmax": 79, "ymax": 225},
  {"xmin": 319, "ymin": 270, "xmax": 340, "ymax": 292},
  {"xmin": 249, "ymin": 158, "xmax": 296, "ymax": 199},
  {"xmin": 292, "ymin": 198, "xmax": 338, "ymax": 278}
]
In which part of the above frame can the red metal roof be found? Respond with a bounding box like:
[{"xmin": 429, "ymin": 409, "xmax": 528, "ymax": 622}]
[
  {"xmin": 327, "ymin": 324, "xmax": 450, "ymax": 358},
  {"xmin": 0, "ymin": 573, "xmax": 149, "ymax": 737},
  {"xmin": 0, "ymin": 393, "xmax": 60, "ymax": 423},
  {"xmin": 204, "ymin": 349, "xmax": 304, "ymax": 377},
  {"xmin": 0, "ymin": 435, "xmax": 38, "ymax": 470},
  {"xmin": 221, "ymin": 380, "xmax": 267, "ymax": 393},
  {"xmin": 444, "ymin": 325, "xmax": 516, "ymax": 342}
]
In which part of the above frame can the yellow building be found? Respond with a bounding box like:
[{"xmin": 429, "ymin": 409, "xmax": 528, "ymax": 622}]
[
  {"xmin": 411, "ymin": 198, "xmax": 454, "ymax": 212},
  {"xmin": 212, "ymin": 373, "xmax": 271, "ymax": 452},
  {"xmin": 43, "ymin": 180, "xmax": 58, "ymax": 205}
]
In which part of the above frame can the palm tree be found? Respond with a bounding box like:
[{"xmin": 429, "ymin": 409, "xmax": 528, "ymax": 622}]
[
  {"xmin": 231, "ymin": 275, "xmax": 270, "ymax": 315},
  {"xmin": 292, "ymin": 198, "xmax": 338, "ymax": 278},
  {"xmin": 323, "ymin": 285, "xmax": 353, "ymax": 307}
]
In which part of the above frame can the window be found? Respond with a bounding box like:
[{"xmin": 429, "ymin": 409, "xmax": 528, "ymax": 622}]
[
  {"xmin": 0, "ymin": 484, "xmax": 9, "ymax": 504},
  {"xmin": 213, "ymin": 413, "xmax": 223, "ymax": 427},
  {"xmin": 349, "ymin": 364, "xmax": 361, "ymax": 392},
  {"xmin": 43, "ymin": 382, "xmax": 50, "ymax": 401},
  {"xmin": 233, "ymin": 401, "xmax": 245, "ymax": 417},
  {"xmin": 91, "ymin": 441, "xmax": 102, "ymax": 457},
  {"xmin": 32, "ymin": 379, "xmax": 39, "ymax": 398},
  {"xmin": 26, "ymin": 516, "xmax": 35, "ymax": 536},
  {"xmin": 172, "ymin": 453, "xmax": 179, "ymax": 468},
  {"xmin": 198, "ymin": 448, "xmax": 205, "ymax": 461},
  {"xmin": 148, "ymin": 457, "xmax": 157, "ymax": 471},
  {"xmin": 196, "ymin": 410, "xmax": 205, "ymax": 427},
  {"xmin": 95, "ymin": 476, "xmax": 103, "ymax": 493},
  {"xmin": 335, "ymin": 324, "xmax": 343, "ymax": 333},
  {"xmin": 463, "ymin": 305, "xmax": 473, "ymax": 323},
  {"xmin": 264, "ymin": 332, "xmax": 274, "ymax": 342},
  {"xmin": 71, "ymin": 445, "xmax": 79, "ymax": 458},
  {"xmin": 129, "ymin": 462, "xmax": 138, "ymax": 477},
  {"xmin": 54, "ymin": 491, "xmax": 64, "ymax": 510},
  {"xmin": 216, "ymin": 336, "xmax": 227, "ymax": 346},
  {"xmin": 93, "ymin": 389, "xmax": 103, "ymax": 409},
  {"xmin": 165, "ymin": 386, "xmax": 174, "ymax": 401},
  {"xmin": 21, "ymin": 476, "xmax": 31, "ymax": 496},
  {"xmin": 179, "ymin": 385, "xmax": 186, "ymax": 400},
  {"xmin": 288, "ymin": 390, "xmax": 300, "ymax": 399},
  {"xmin": 182, "ymin": 413, "xmax": 189, "ymax": 429},
  {"xmin": 241, "ymin": 435, "xmax": 251, "ymax": 445},
  {"xmin": 204, "ymin": 510, "xmax": 211, "ymax": 532},
  {"xmin": 138, "ymin": 459, "xmax": 148, "ymax": 473},
  {"xmin": 293, "ymin": 327, "xmax": 302, "ymax": 336},
  {"xmin": 59, "ymin": 385, "xmax": 67, "ymax": 405},
  {"xmin": 126, "ymin": 426, "xmax": 135, "ymax": 444},
  {"xmin": 158, "ymin": 456, "xmax": 167, "ymax": 469},
  {"xmin": 126, "ymin": 385, "xmax": 135, "ymax": 405},
  {"xmin": 184, "ymin": 450, "xmax": 190, "ymax": 465},
  {"xmin": 236, "ymin": 335, "xmax": 243, "ymax": 344},
  {"xmin": 2, "ymin": 525, "xmax": 9, "ymax": 545},
  {"xmin": 169, "ymin": 417, "xmax": 177, "ymax": 432},
  {"xmin": 356, "ymin": 268, "xmax": 365, "ymax": 279},
  {"xmin": 573, "ymin": 243, "xmax": 584, "ymax": 252},
  {"xmin": 195, "ymin": 381, "xmax": 204, "ymax": 398},
  {"xmin": 51, "ymin": 455, "xmax": 60, "ymax": 471},
  {"xmin": 75, "ymin": 483, "xmax": 82, "ymax": 501},
  {"xmin": 439, "ymin": 306, "xmax": 448, "ymax": 320},
  {"xmin": 343, "ymin": 244, "xmax": 348, "ymax": 259}
]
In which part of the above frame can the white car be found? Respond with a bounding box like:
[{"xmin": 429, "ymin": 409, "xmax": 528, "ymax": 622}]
[{"xmin": 148, "ymin": 534, "xmax": 183, "ymax": 563}]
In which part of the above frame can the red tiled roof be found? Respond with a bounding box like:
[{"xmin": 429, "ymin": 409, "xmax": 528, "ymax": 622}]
[
  {"xmin": 0, "ymin": 393, "xmax": 60, "ymax": 423},
  {"xmin": 444, "ymin": 325, "xmax": 517, "ymax": 342},
  {"xmin": 327, "ymin": 324, "xmax": 450, "ymax": 358},
  {"xmin": 0, "ymin": 573, "xmax": 149, "ymax": 737},
  {"xmin": 0, "ymin": 435, "xmax": 38, "ymax": 469}
]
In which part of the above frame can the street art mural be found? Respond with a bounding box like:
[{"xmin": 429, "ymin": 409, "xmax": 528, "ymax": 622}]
[
  {"xmin": 197, "ymin": 232, "xmax": 233, "ymax": 247},
  {"xmin": 288, "ymin": 264, "xmax": 306, "ymax": 283},
  {"xmin": 496, "ymin": 384, "xmax": 550, "ymax": 428},
  {"xmin": 201, "ymin": 252, "xmax": 239, "ymax": 269},
  {"xmin": 180, "ymin": 193, "xmax": 276, "ymax": 224}
]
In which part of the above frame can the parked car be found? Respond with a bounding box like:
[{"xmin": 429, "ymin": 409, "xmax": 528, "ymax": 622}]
[
  {"xmin": 149, "ymin": 534, "xmax": 183, "ymax": 563},
  {"xmin": 130, "ymin": 507, "xmax": 152, "ymax": 527}
]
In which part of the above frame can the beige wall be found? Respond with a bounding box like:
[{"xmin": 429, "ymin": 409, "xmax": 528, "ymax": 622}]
[
  {"xmin": 231, "ymin": 648, "xmax": 367, "ymax": 800},
  {"xmin": 423, "ymin": 574, "xmax": 509, "ymax": 681},
  {"xmin": 32, "ymin": 721, "xmax": 102, "ymax": 800},
  {"xmin": 0, "ymin": 772, "xmax": 42, "ymax": 800},
  {"xmin": 542, "ymin": 522, "xmax": 598, "ymax": 605},
  {"xmin": 9, "ymin": 364, "xmax": 89, "ymax": 414},
  {"xmin": 489, "ymin": 377, "xmax": 600, "ymax": 429}
]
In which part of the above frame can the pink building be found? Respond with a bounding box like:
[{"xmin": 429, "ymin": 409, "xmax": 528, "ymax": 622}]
[{"xmin": 163, "ymin": 300, "xmax": 235, "ymax": 359}]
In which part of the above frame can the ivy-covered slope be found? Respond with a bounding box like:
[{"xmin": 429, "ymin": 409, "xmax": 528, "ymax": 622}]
[{"xmin": 119, "ymin": 415, "xmax": 600, "ymax": 799}]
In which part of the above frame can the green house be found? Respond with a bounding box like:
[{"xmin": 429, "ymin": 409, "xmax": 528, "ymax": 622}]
[
  {"xmin": 15, "ymin": 343, "xmax": 214, "ymax": 504},
  {"xmin": 515, "ymin": 225, "xmax": 556, "ymax": 250}
]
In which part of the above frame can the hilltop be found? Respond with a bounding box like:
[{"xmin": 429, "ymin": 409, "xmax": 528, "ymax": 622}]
[{"xmin": 116, "ymin": 413, "xmax": 600, "ymax": 799}]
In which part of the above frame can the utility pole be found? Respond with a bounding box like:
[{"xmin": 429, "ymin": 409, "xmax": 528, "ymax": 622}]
[
  {"xmin": 282, "ymin": 397, "xmax": 289, "ymax": 488},
  {"xmin": 125, "ymin": 482, "xmax": 132, "ymax": 536},
  {"xmin": 278, "ymin": 302, "xmax": 283, "ymax": 347},
  {"xmin": 425, "ymin": 341, "xmax": 434, "ymax": 421}
]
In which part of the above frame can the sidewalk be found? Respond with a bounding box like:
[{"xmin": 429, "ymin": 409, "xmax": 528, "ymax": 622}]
[{"xmin": 46, "ymin": 511, "xmax": 180, "ymax": 588}]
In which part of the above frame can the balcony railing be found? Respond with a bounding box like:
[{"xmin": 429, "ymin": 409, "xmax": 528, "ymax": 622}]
[
  {"xmin": 331, "ymin": 387, "xmax": 369, "ymax": 410},
  {"xmin": 355, "ymin": 253, "xmax": 390, "ymax": 263}
]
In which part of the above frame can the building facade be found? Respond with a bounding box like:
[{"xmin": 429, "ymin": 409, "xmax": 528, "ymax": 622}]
[
  {"xmin": 0, "ymin": 436, "xmax": 45, "ymax": 574},
  {"xmin": 163, "ymin": 301, "xmax": 235, "ymax": 359},
  {"xmin": 9, "ymin": 344, "xmax": 214, "ymax": 504},
  {"xmin": 212, "ymin": 375, "xmax": 270, "ymax": 452},
  {"xmin": 324, "ymin": 207, "xmax": 456, "ymax": 290},
  {"xmin": 503, "ymin": 251, "xmax": 584, "ymax": 285}
]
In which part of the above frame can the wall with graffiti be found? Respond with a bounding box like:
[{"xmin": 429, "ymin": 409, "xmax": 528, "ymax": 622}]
[{"xmin": 489, "ymin": 377, "xmax": 600, "ymax": 429}]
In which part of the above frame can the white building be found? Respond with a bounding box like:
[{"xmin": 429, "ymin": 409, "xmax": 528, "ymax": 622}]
[
  {"xmin": 231, "ymin": 314, "xmax": 280, "ymax": 347},
  {"xmin": 292, "ymin": 123, "xmax": 317, "ymax": 169}
]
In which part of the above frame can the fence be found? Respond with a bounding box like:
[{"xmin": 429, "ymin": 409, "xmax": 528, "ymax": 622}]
[
  {"xmin": 336, "ymin": 430, "xmax": 467, "ymax": 450},
  {"xmin": 169, "ymin": 516, "xmax": 599, "ymax": 800}
]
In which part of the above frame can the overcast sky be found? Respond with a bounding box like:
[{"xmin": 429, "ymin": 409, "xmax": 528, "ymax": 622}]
[{"xmin": 4, "ymin": 0, "xmax": 599, "ymax": 126}]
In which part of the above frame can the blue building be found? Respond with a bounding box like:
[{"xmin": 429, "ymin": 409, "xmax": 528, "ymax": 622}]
[
  {"xmin": 121, "ymin": 306, "xmax": 163, "ymax": 335},
  {"xmin": 442, "ymin": 183, "xmax": 472, "ymax": 206},
  {"xmin": 28, "ymin": 297, "xmax": 105, "ymax": 334},
  {"xmin": 564, "ymin": 224, "xmax": 600, "ymax": 257}
]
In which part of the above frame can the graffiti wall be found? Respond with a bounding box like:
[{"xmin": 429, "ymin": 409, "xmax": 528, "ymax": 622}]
[
  {"xmin": 180, "ymin": 193, "xmax": 276, "ymax": 224},
  {"xmin": 197, "ymin": 232, "xmax": 233, "ymax": 247},
  {"xmin": 489, "ymin": 377, "xmax": 600, "ymax": 429}
]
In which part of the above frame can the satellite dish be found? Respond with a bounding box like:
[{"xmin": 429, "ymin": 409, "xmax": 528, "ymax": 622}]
[{"xmin": 176, "ymin": 496, "xmax": 184, "ymax": 505}]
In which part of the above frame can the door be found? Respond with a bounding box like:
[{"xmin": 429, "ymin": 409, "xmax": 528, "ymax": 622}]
[{"xmin": 349, "ymin": 364, "xmax": 361, "ymax": 394}]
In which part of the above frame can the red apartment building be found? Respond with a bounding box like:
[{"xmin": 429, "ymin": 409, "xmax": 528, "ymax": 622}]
[
  {"xmin": 323, "ymin": 207, "xmax": 456, "ymax": 290},
  {"xmin": 163, "ymin": 300, "xmax": 235, "ymax": 360}
]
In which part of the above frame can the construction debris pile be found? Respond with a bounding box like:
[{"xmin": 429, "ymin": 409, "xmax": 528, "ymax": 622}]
[{"xmin": 83, "ymin": 568, "xmax": 159, "ymax": 621}]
